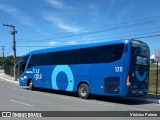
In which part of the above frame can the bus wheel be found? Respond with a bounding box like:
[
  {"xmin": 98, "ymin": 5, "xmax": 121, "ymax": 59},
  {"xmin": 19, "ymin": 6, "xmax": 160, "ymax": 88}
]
[
  {"xmin": 29, "ymin": 80, "xmax": 34, "ymax": 90},
  {"xmin": 78, "ymin": 84, "xmax": 90, "ymax": 99}
]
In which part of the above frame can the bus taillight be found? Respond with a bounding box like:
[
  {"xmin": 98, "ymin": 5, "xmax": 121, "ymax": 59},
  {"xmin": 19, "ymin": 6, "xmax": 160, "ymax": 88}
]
[{"xmin": 126, "ymin": 73, "xmax": 131, "ymax": 87}]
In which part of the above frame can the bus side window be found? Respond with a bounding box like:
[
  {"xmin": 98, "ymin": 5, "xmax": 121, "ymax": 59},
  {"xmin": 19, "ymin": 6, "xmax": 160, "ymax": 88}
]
[
  {"xmin": 28, "ymin": 63, "xmax": 34, "ymax": 68},
  {"xmin": 20, "ymin": 62, "xmax": 25, "ymax": 74},
  {"xmin": 28, "ymin": 55, "xmax": 36, "ymax": 68}
]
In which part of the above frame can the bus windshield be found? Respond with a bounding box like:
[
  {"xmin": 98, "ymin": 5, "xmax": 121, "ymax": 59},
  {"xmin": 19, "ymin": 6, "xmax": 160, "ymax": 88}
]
[{"xmin": 16, "ymin": 55, "xmax": 29, "ymax": 76}]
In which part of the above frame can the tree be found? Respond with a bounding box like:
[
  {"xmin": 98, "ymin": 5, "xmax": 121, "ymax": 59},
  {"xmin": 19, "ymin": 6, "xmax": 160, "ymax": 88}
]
[
  {"xmin": 0, "ymin": 57, "xmax": 2, "ymax": 66},
  {"xmin": 4, "ymin": 56, "xmax": 14, "ymax": 65},
  {"xmin": 0, "ymin": 55, "xmax": 21, "ymax": 66}
]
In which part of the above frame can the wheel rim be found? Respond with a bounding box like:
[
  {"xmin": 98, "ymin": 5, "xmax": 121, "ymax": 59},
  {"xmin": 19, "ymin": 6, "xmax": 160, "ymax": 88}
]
[
  {"xmin": 80, "ymin": 87, "xmax": 87, "ymax": 97},
  {"xmin": 29, "ymin": 81, "xmax": 32, "ymax": 88}
]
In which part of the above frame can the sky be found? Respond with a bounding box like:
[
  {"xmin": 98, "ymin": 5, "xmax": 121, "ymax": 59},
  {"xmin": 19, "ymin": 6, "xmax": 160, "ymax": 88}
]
[{"xmin": 0, "ymin": 0, "xmax": 160, "ymax": 57}]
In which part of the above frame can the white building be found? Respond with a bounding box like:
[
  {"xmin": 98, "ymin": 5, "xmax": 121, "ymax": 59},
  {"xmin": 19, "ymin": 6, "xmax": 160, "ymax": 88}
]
[{"xmin": 150, "ymin": 54, "xmax": 155, "ymax": 63}]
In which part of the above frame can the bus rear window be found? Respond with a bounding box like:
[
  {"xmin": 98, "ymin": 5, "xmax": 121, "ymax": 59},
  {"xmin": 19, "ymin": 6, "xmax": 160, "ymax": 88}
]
[
  {"xmin": 131, "ymin": 40, "xmax": 149, "ymax": 57},
  {"xmin": 136, "ymin": 56, "xmax": 148, "ymax": 65}
]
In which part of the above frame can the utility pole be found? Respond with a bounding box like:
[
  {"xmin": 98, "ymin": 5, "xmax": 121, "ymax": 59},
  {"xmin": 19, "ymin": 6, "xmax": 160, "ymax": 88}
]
[
  {"xmin": 0, "ymin": 46, "xmax": 5, "ymax": 68},
  {"xmin": 3, "ymin": 23, "xmax": 17, "ymax": 81}
]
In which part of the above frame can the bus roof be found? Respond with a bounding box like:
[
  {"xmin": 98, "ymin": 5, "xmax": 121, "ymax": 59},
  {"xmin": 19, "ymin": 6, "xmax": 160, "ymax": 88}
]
[{"xmin": 25, "ymin": 39, "xmax": 130, "ymax": 56}]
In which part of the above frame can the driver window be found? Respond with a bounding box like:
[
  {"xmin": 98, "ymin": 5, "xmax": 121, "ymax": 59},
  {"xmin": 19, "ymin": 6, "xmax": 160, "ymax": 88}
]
[{"xmin": 19, "ymin": 62, "xmax": 26, "ymax": 74}]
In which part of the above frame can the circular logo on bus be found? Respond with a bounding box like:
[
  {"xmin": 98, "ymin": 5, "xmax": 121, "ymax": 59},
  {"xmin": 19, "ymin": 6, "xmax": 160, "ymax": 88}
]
[{"xmin": 51, "ymin": 65, "xmax": 74, "ymax": 91}]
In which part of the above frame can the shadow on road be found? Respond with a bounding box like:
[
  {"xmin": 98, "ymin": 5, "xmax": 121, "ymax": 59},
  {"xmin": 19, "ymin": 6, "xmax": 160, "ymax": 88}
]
[
  {"xmin": 23, "ymin": 87, "xmax": 151, "ymax": 105},
  {"xmin": 93, "ymin": 95, "xmax": 150, "ymax": 105}
]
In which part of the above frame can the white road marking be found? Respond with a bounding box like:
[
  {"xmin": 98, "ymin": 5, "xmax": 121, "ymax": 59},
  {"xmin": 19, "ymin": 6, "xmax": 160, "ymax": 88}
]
[
  {"xmin": 33, "ymin": 91, "xmax": 71, "ymax": 100},
  {"xmin": 74, "ymin": 98, "xmax": 115, "ymax": 107},
  {"xmin": 76, "ymin": 99, "xmax": 89, "ymax": 103},
  {"xmin": 97, "ymin": 102, "xmax": 115, "ymax": 107},
  {"xmin": 10, "ymin": 99, "xmax": 34, "ymax": 107},
  {"xmin": 30, "ymin": 91, "xmax": 116, "ymax": 107},
  {"xmin": 129, "ymin": 107, "xmax": 149, "ymax": 111},
  {"xmin": 0, "ymin": 77, "xmax": 18, "ymax": 84},
  {"xmin": 13, "ymin": 88, "xmax": 19, "ymax": 90},
  {"xmin": 35, "ymin": 91, "xmax": 115, "ymax": 108},
  {"xmin": 55, "ymin": 95, "xmax": 70, "ymax": 100},
  {"xmin": 0, "ymin": 77, "xmax": 158, "ymax": 111}
]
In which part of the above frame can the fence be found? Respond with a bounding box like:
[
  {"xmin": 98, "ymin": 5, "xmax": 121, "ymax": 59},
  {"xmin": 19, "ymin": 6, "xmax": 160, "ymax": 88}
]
[
  {"xmin": 4, "ymin": 64, "xmax": 14, "ymax": 77},
  {"xmin": 149, "ymin": 68, "xmax": 160, "ymax": 95}
]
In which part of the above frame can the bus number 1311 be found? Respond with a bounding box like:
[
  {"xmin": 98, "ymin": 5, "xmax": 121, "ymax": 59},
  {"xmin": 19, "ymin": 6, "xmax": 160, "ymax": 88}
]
[{"xmin": 115, "ymin": 67, "xmax": 123, "ymax": 72}]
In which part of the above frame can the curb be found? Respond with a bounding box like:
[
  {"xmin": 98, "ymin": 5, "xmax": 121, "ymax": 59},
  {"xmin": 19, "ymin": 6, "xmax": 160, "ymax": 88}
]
[
  {"xmin": 0, "ymin": 77, "xmax": 18, "ymax": 84},
  {"xmin": 146, "ymin": 99, "xmax": 160, "ymax": 104},
  {"xmin": 124, "ymin": 96, "xmax": 160, "ymax": 104}
]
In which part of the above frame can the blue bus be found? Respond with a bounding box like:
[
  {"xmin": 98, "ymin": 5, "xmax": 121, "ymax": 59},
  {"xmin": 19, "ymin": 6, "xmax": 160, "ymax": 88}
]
[{"xmin": 16, "ymin": 39, "xmax": 150, "ymax": 99}]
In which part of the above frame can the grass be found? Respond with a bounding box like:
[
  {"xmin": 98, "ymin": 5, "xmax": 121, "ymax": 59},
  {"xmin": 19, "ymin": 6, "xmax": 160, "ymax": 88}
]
[
  {"xmin": 150, "ymin": 63, "xmax": 157, "ymax": 68},
  {"xmin": 148, "ymin": 63, "xmax": 160, "ymax": 94}
]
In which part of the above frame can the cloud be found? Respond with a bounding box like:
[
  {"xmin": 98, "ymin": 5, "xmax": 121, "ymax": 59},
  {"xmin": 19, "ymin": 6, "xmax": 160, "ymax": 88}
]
[
  {"xmin": 43, "ymin": 15, "xmax": 81, "ymax": 33},
  {"xmin": 48, "ymin": 38, "xmax": 94, "ymax": 47},
  {"xmin": 48, "ymin": 40, "xmax": 86, "ymax": 47},
  {"xmin": 48, "ymin": 41, "xmax": 74, "ymax": 46},
  {"xmin": 67, "ymin": 40, "xmax": 76, "ymax": 45},
  {"xmin": 0, "ymin": 4, "xmax": 34, "ymax": 26},
  {"xmin": 45, "ymin": 0, "xmax": 64, "ymax": 9},
  {"xmin": 49, "ymin": 41, "xmax": 59, "ymax": 46},
  {"xmin": 56, "ymin": 22, "xmax": 80, "ymax": 33}
]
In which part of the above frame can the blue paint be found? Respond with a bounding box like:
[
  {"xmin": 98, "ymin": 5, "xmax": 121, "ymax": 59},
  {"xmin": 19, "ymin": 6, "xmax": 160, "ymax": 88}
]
[
  {"xmin": 56, "ymin": 71, "xmax": 68, "ymax": 90},
  {"xmin": 135, "ymin": 70, "xmax": 147, "ymax": 81},
  {"xmin": 51, "ymin": 65, "xmax": 74, "ymax": 91},
  {"xmin": 18, "ymin": 39, "xmax": 150, "ymax": 97}
]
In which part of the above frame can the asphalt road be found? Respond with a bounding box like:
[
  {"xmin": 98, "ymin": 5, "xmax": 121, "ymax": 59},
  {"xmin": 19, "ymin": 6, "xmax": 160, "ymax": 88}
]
[{"xmin": 0, "ymin": 78, "xmax": 159, "ymax": 120}]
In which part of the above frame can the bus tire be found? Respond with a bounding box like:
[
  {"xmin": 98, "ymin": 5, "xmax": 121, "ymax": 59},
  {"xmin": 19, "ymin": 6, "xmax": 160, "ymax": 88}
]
[
  {"xmin": 29, "ymin": 80, "xmax": 34, "ymax": 90},
  {"xmin": 78, "ymin": 84, "xmax": 90, "ymax": 99}
]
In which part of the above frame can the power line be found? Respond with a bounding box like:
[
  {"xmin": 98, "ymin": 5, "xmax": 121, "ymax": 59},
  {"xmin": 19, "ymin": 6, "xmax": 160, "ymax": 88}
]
[
  {"xmin": 19, "ymin": 19, "xmax": 160, "ymax": 42},
  {"xmin": 20, "ymin": 15, "xmax": 160, "ymax": 39},
  {"xmin": 91, "ymin": 31, "xmax": 160, "ymax": 42},
  {"xmin": 18, "ymin": 15, "xmax": 160, "ymax": 42},
  {"xmin": 17, "ymin": 46, "xmax": 52, "ymax": 47},
  {"xmin": 134, "ymin": 34, "xmax": 160, "ymax": 39},
  {"xmin": 16, "ymin": 34, "xmax": 160, "ymax": 48},
  {"xmin": 17, "ymin": 30, "xmax": 160, "ymax": 43}
]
